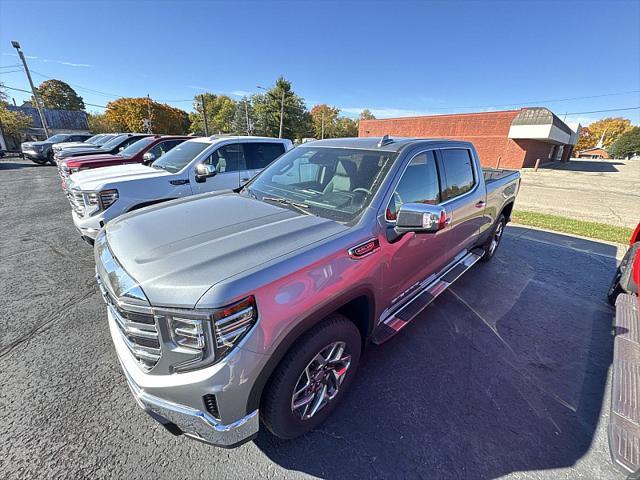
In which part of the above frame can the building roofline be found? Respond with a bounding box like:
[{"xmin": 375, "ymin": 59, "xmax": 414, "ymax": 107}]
[{"xmin": 359, "ymin": 109, "xmax": 522, "ymax": 123}]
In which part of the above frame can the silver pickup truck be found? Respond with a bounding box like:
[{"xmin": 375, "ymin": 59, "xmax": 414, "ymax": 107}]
[{"xmin": 94, "ymin": 136, "xmax": 520, "ymax": 447}]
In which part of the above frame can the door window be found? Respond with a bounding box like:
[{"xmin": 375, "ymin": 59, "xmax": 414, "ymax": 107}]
[
  {"xmin": 386, "ymin": 151, "xmax": 440, "ymax": 221},
  {"xmin": 440, "ymin": 149, "xmax": 475, "ymax": 201},
  {"xmin": 244, "ymin": 142, "xmax": 286, "ymax": 169},
  {"xmin": 203, "ymin": 143, "xmax": 244, "ymax": 173},
  {"xmin": 148, "ymin": 139, "xmax": 184, "ymax": 158}
]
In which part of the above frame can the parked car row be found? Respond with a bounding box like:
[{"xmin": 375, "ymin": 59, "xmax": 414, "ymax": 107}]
[
  {"xmin": 21, "ymin": 132, "xmax": 94, "ymax": 164},
  {"xmin": 57, "ymin": 135, "xmax": 520, "ymax": 449}
]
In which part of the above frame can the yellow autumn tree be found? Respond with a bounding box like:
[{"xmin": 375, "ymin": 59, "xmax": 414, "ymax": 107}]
[
  {"xmin": 575, "ymin": 117, "xmax": 634, "ymax": 151},
  {"xmin": 104, "ymin": 97, "xmax": 190, "ymax": 134}
]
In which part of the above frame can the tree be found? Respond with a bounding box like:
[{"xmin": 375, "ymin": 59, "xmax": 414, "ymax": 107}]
[
  {"xmin": 231, "ymin": 97, "xmax": 254, "ymax": 135},
  {"xmin": 310, "ymin": 104, "xmax": 340, "ymax": 138},
  {"xmin": 609, "ymin": 126, "xmax": 640, "ymax": 159},
  {"xmin": 335, "ymin": 117, "xmax": 359, "ymax": 137},
  {"xmin": 104, "ymin": 97, "xmax": 190, "ymax": 134},
  {"xmin": 252, "ymin": 77, "xmax": 310, "ymax": 140},
  {"xmin": 575, "ymin": 117, "xmax": 633, "ymax": 151},
  {"xmin": 189, "ymin": 93, "xmax": 236, "ymax": 135},
  {"xmin": 87, "ymin": 111, "xmax": 118, "ymax": 133},
  {"xmin": 33, "ymin": 79, "xmax": 85, "ymax": 111},
  {"xmin": 359, "ymin": 109, "xmax": 376, "ymax": 121},
  {"xmin": 0, "ymin": 82, "xmax": 32, "ymax": 137}
]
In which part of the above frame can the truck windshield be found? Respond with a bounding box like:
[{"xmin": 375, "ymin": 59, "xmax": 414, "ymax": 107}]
[
  {"xmin": 243, "ymin": 146, "xmax": 397, "ymax": 223},
  {"xmin": 118, "ymin": 137, "xmax": 156, "ymax": 157},
  {"xmin": 151, "ymin": 141, "xmax": 210, "ymax": 173},
  {"xmin": 99, "ymin": 135, "xmax": 127, "ymax": 151},
  {"xmin": 46, "ymin": 134, "xmax": 69, "ymax": 143}
]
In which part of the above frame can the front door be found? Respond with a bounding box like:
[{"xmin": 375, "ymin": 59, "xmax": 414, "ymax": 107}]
[
  {"xmin": 190, "ymin": 143, "xmax": 245, "ymax": 194},
  {"xmin": 382, "ymin": 150, "xmax": 455, "ymax": 311},
  {"xmin": 242, "ymin": 142, "xmax": 287, "ymax": 182}
]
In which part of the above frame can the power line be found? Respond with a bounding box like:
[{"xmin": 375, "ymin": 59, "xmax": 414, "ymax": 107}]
[
  {"xmin": 563, "ymin": 106, "xmax": 640, "ymax": 116},
  {"xmin": 30, "ymin": 69, "xmax": 123, "ymax": 99},
  {"xmin": 0, "ymin": 69, "xmax": 23, "ymax": 75},
  {"xmin": 0, "ymin": 64, "xmax": 22, "ymax": 69},
  {"xmin": 2, "ymin": 84, "xmax": 107, "ymax": 108}
]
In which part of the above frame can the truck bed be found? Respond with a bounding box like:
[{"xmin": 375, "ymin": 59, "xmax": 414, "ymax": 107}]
[{"xmin": 483, "ymin": 168, "xmax": 519, "ymax": 184}]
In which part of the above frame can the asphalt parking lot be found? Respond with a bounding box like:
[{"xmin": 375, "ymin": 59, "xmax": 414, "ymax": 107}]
[
  {"xmin": 0, "ymin": 157, "xmax": 626, "ymax": 479},
  {"xmin": 517, "ymin": 158, "xmax": 640, "ymax": 228}
]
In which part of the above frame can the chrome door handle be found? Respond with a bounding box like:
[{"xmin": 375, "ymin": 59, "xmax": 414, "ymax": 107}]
[{"xmin": 475, "ymin": 201, "xmax": 486, "ymax": 208}]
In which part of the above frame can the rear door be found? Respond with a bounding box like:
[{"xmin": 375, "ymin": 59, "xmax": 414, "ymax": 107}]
[
  {"xmin": 190, "ymin": 142, "xmax": 245, "ymax": 194},
  {"xmin": 242, "ymin": 141, "xmax": 286, "ymax": 183},
  {"xmin": 438, "ymin": 148, "xmax": 485, "ymax": 256}
]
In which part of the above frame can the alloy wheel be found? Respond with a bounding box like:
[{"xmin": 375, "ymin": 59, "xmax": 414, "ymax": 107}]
[{"xmin": 290, "ymin": 341, "xmax": 351, "ymax": 420}]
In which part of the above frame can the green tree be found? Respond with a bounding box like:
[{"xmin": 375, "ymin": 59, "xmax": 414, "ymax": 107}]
[
  {"xmin": 310, "ymin": 104, "xmax": 340, "ymax": 138},
  {"xmin": 189, "ymin": 93, "xmax": 237, "ymax": 135},
  {"xmin": 335, "ymin": 117, "xmax": 359, "ymax": 137},
  {"xmin": 359, "ymin": 109, "xmax": 376, "ymax": 121},
  {"xmin": 33, "ymin": 79, "xmax": 85, "ymax": 111},
  {"xmin": 609, "ymin": 126, "xmax": 640, "ymax": 158},
  {"xmin": 231, "ymin": 97, "xmax": 254, "ymax": 135},
  {"xmin": 87, "ymin": 111, "xmax": 118, "ymax": 133},
  {"xmin": 253, "ymin": 77, "xmax": 310, "ymax": 140},
  {"xmin": 104, "ymin": 97, "xmax": 190, "ymax": 134},
  {"xmin": 0, "ymin": 82, "xmax": 32, "ymax": 137}
]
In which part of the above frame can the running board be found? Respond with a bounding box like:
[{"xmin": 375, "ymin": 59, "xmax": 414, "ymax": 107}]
[
  {"xmin": 609, "ymin": 293, "xmax": 640, "ymax": 476},
  {"xmin": 371, "ymin": 248, "xmax": 484, "ymax": 344}
]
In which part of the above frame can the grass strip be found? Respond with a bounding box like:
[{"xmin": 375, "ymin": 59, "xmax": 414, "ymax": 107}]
[{"xmin": 511, "ymin": 210, "xmax": 633, "ymax": 244}]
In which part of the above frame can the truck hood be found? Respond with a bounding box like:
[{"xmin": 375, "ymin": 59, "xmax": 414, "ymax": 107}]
[
  {"xmin": 69, "ymin": 163, "xmax": 169, "ymax": 191},
  {"xmin": 63, "ymin": 145, "xmax": 103, "ymax": 156},
  {"xmin": 104, "ymin": 193, "xmax": 347, "ymax": 307},
  {"xmin": 65, "ymin": 153, "xmax": 131, "ymax": 168},
  {"xmin": 21, "ymin": 141, "xmax": 50, "ymax": 148},
  {"xmin": 54, "ymin": 141, "xmax": 86, "ymax": 149}
]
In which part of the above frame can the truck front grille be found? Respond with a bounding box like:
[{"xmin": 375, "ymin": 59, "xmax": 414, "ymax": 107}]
[
  {"xmin": 67, "ymin": 190, "xmax": 85, "ymax": 216},
  {"xmin": 96, "ymin": 274, "xmax": 160, "ymax": 371},
  {"xmin": 57, "ymin": 165, "xmax": 69, "ymax": 181}
]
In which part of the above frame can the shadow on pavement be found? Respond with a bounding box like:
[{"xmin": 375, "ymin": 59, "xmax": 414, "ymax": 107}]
[
  {"xmin": 554, "ymin": 160, "xmax": 625, "ymax": 173},
  {"xmin": 255, "ymin": 227, "xmax": 616, "ymax": 479},
  {"xmin": 0, "ymin": 160, "xmax": 44, "ymax": 170}
]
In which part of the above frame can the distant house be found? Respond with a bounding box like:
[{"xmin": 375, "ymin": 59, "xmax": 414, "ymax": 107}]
[
  {"xmin": 577, "ymin": 147, "xmax": 610, "ymax": 159},
  {"xmin": 0, "ymin": 104, "xmax": 89, "ymax": 151}
]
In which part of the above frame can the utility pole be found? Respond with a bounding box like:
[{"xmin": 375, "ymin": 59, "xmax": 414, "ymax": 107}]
[
  {"xmin": 145, "ymin": 94, "xmax": 153, "ymax": 133},
  {"xmin": 244, "ymin": 100, "xmax": 251, "ymax": 135},
  {"xmin": 11, "ymin": 40, "xmax": 50, "ymax": 138},
  {"xmin": 278, "ymin": 89, "xmax": 285, "ymax": 139},
  {"xmin": 200, "ymin": 94, "xmax": 210, "ymax": 136}
]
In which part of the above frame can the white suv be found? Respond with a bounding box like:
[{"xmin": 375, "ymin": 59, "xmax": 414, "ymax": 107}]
[{"xmin": 66, "ymin": 135, "xmax": 293, "ymax": 242}]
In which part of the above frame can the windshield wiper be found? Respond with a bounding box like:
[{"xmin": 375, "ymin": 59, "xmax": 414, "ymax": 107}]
[{"xmin": 262, "ymin": 196, "xmax": 311, "ymax": 215}]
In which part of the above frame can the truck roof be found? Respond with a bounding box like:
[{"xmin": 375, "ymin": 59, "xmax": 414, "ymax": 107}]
[
  {"xmin": 305, "ymin": 136, "xmax": 473, "ymax": 152},
  {"xmin": 190, "ymin": 135, "xmax": 291, "ymax": 145}
]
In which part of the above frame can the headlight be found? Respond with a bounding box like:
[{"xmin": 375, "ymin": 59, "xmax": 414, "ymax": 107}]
[{"xmin": 158, "ymin": 296, "xmax": 258, "ymax": 372}]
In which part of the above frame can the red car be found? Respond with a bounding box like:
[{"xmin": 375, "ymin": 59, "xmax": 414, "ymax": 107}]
[
  {"xmin": 609, "ymin": 222, "xmax": 640, "ymax": 476},
  {"xmin": 57, "ymin": 135, "xmax": 191, "ymax": 183}
]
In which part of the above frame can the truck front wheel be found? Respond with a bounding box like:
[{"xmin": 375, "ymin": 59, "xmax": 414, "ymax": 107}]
[{"xmin": 261, "ymin": 314, "xmax": 361, "ymax": 440}]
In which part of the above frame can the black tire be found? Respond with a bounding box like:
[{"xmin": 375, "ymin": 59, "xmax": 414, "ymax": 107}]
[
  {"xmin": 481, "ymin": 214, "xmax": 506, "ymax": 263},
  {"xmin": 29, "ymin": 156, "xmax": 48, "ymax": 165},
  {"xmin": 608, "ymin": 243, "xmax": 639, "ymax": 306},
  {"xmin": 47, "ymin": 151, "xmax": 56, "ymax": 165},
  {"xmin": 261, "ymin": 314, "xmax": 361, "ymax": 440},
  {"xmin": 607, "ymin": 269, "xmax": 624, "ymax": 306}
]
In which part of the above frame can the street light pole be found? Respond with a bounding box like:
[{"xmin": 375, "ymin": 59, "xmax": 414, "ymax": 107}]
[
  {"xmin": 11, "ymin": 40, "xmax": 50, "ymax": 138},
  {"xmin": 278, "ymin": 89, "xmax": 285, "ymax": 139}
]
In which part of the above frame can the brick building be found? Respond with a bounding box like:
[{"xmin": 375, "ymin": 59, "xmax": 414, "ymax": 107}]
[
  {"xmin": 577, "ymin": 147, "xmax": 610, "ymax": 159},
  {"xmin": 359, "ymin": 107, "xmax": 580, "ymax": 169}
]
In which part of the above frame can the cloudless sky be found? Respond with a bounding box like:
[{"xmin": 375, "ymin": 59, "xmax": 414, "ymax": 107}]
[{"xmin": 1, "ymin": 0, "xmax": 639, "ymax": 125}]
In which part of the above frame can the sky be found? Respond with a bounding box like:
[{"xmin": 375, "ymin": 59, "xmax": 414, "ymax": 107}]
[{"xmin": 1, "ymin": 0, "xmax": 639, "ymax": 126}]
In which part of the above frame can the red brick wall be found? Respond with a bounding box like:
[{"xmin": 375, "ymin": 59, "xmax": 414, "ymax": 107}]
[{"xmin": 359, "ymin": 110, "xmax": 539, "ymax": 169}]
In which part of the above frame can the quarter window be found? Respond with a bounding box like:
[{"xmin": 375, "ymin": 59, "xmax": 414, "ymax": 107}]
[
  {"xmin": 386, "ymin": 151, "xmax": 440, "ymax": 221},
  {"xmin": 244, "ymin": 142, "xmax": 286, "ymax": 169},
  {"xmin": 440, "ymin": 149, "xmax": 475, "ymax": 201}
]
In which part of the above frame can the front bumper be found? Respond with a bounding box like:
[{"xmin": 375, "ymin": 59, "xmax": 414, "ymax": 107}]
[
  {"xmin": 108, "ymin": 308, "xmax": 263, "ymax": 448},
  {"xmin": 22, "ymin": 150, "xmax": 47, "ymax": 161},
  {"xmin": 122, "ymin": 364, "xmax": 259, "ymax": 448},
  {"xmin": 72, "ymin": 211, "xmax": 103, "ymax": 242}
]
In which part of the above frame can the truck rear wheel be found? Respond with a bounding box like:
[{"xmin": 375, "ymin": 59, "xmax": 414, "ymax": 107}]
[
  {"xmin": 481, "ymin": 214, "xmax": 506, "ymax": 262},
  {"xmin": 261, "ymin": 314, "xmax": 361, "ymax": 440}
]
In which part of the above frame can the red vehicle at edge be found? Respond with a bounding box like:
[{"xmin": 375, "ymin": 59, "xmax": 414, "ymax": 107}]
[{"xmin": 57, "ymin": 135, "xmax": 191, "ymax": 182}]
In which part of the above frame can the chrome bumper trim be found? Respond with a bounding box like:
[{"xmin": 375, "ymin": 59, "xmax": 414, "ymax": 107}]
[{"xmin": 121, "ymin": 365, "xmax": 259, "ymax": 447}]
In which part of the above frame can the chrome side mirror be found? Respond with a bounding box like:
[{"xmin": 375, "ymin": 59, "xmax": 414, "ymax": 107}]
[
  {"xmin": 142, "ymin": 152, "xmax": 156, "ymax": 164},
  {"xmin": 395, "ymin": 203, "xmax": 448, "ymax": 234},
  {"xmin": 195, "ymin": 163, "xmax": 217, "ymax": 182}
]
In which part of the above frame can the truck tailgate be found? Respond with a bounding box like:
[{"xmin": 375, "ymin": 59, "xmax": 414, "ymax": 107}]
[{"xmin": 610, "ymin": 293, "xmax": 640, "ymax": 475}]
